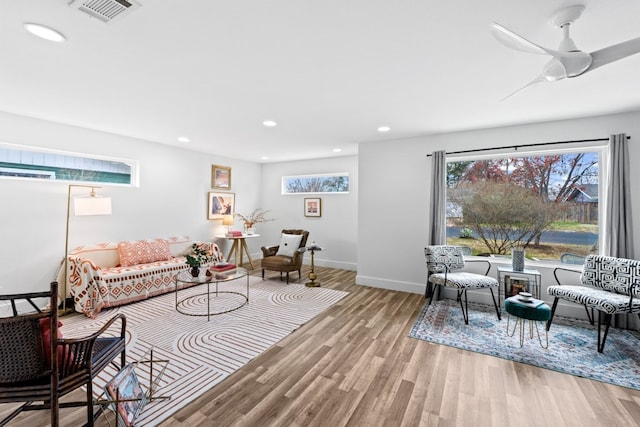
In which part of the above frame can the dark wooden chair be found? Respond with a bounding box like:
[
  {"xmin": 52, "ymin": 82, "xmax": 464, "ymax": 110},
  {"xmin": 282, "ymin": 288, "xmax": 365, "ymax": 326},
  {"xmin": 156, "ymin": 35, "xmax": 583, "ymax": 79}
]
[
  {"xmin": 260, "ymin": 229, "xmax": 309, "ymax": 283},
  {"xmin": 0, "ymin": 281, "xmax": 126, "ymax": 426}
]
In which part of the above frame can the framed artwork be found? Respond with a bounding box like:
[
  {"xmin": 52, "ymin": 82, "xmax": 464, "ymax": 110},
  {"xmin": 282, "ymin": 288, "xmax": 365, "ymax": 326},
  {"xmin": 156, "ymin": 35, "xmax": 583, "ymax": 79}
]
[
  {"xmin": 208, "ymin": 192, "xmax": 235, "ymax": 219},
  {"xmin": 211, "ymin": 164, "xmax": 232, "ymax": 190},
  {"xmin": 104, "ymin": 364, "xmax": 147, "ymax": 427},
  {"xmin": 304, "ymin": 197, "xmax": 321, "ymax": 217}
]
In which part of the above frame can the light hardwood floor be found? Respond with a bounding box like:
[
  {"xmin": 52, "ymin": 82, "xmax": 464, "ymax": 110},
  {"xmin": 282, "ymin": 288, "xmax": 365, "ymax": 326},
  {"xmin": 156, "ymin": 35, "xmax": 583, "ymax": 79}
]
[{"xmin": 4, "ymin": 266, "xmax": 640, "ymax": 426}]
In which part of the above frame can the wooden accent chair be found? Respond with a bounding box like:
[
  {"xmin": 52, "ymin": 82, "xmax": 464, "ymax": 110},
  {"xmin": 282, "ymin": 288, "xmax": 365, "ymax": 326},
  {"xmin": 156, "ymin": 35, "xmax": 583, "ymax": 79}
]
[
  {"xmin": 0, "ymin": 281, "xmax": 127, "ymax": 427},
  {"xmin": 261, "ymin": 229, "xmax": 309, "ymax": 283}
]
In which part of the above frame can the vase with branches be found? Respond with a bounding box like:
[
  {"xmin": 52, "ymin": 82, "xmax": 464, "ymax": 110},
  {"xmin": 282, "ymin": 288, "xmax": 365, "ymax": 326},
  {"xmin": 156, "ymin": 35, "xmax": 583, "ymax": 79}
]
[{"xmin": 235, "ymin": 208, "xmax": 274, "ymax": 234}]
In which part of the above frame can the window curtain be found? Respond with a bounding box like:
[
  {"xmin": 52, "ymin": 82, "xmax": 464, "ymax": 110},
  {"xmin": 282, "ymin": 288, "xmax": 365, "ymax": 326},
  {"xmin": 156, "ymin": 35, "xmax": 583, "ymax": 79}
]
[
  {"xmin": 605, "ymin": 133, "xmax": 637, "ymax": 329},
  {"xmin": 429, "ymin": 150, "xmax": 446, "ymax": 245}
]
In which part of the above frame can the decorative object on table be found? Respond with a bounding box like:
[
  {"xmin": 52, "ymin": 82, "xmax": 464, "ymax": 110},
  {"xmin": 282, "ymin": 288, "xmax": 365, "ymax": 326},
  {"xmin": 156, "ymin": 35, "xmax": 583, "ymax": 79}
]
[
  {"xmin": 409, "ymin": 298, "xmax": 640, "ymax": 391},
  {"xmin": 208, "ymin": 192, "xmax": 235, "ymax": 220},
  {"xmin": 261, "ymin": 229, "xmax": 309, "ymax": 283},
  {"xmin": 63, "ymin": 184, "xmax": 112, "ymax": 312},
  {"xmin": 211, "ymin": 164, "xmax": 231, "ymax": 190},
  {"xmin": 185, "ymin": 243, "xmax": 212, "ymax": 277},
  {"xmin": 305, "ymin": 242, "xmax": 323, "ymax": 287},
  {"xmin": 235, "ymin": 208, "xmax": 273, "ymax": 234},
  {"xmin": 511, "ymin": 246, "xmax": 525, "ymax": 271},
  {"xmin": 304, "ymin": 197, "xmax": 322, "ymax": 217}
]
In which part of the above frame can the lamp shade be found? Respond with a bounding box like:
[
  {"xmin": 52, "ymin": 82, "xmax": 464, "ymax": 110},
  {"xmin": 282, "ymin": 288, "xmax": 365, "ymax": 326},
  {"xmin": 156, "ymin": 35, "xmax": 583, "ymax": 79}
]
[
  {"xmin": 74, "ymin": 196, "xmax": 112, "ymax": 216},
  {"xmin": 222, "ymin": 215, "xmax": 234, "ymax": 226}
]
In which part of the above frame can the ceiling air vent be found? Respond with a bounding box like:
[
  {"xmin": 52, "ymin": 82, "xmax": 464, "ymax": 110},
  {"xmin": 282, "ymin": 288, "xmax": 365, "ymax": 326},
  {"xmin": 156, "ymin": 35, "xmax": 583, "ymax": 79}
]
[{"xmin": 69, "ymin": 0, "xmax": 141, "ymax": 23}]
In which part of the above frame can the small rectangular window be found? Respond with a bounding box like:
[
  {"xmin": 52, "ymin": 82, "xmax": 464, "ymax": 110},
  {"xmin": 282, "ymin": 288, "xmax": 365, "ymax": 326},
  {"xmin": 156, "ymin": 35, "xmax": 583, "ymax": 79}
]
[
  {"xmin": 282, "ymin": 173, "xmax": 349, "ymax": 194},
  {"xmin": 0, "ymin": 143, "xmax": 138, "ymax": 186}
]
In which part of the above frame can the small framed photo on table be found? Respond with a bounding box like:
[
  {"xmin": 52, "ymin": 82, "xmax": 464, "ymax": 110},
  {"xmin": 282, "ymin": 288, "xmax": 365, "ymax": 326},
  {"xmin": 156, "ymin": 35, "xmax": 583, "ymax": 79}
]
[
  {"xmin": 304, "ymin": 197, "xmax": 321, "ymax": 217},
  {"xmin": 211, "ymin": 164, "xmax": 232, "ymax": 190}
]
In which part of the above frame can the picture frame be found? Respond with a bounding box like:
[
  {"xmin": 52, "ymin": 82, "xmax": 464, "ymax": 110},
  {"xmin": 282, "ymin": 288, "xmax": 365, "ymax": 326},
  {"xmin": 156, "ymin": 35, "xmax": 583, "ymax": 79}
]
[
  {"xmin": 104, "ymin": 364, "xmax": 147, "ymax": 427},
  {"xmin": 304, "ymin": 197, "xmax": 321, "ymax": 217},
  {"xmin": 211, "ymin": 164, "xmax": 232, "ymax": 190},
  {"xmin": 505, "ymin": 275, "xmax": 530, "ymax": 297},
  {"xmin": 208, "ymin": 192, "xmax": 235, "ymax": 220}
]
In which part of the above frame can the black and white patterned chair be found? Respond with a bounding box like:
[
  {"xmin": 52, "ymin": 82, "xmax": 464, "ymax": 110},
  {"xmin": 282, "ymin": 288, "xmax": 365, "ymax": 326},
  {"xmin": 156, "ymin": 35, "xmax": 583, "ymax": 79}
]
[
  {"xmin": 547, "ymin": 254, "xmax": 640, "ymax": 353},
  {"xmin": 424, "ymin": 245, "xmax": 501, "ymax": 324}
]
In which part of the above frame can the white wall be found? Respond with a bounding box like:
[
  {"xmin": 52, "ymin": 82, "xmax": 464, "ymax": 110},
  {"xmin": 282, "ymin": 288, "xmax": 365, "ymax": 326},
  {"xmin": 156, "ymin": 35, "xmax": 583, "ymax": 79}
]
[
  {"xmin": 0, "ymin": 111, "xmax": 262, "ymax": 294},
  {"xmin": 260, "ymin": 156, "xmax": 358, "ymax": 271},
  {"xmin": 357, "ymin": 110, "xmax": 640, "ymax": 318}
]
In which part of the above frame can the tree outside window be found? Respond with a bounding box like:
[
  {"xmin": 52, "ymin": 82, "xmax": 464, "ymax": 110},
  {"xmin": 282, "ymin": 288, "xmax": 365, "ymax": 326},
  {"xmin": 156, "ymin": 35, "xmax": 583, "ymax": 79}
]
[{"xmin": 446, "ymin": 151, "xmax": 600, "ymax": 261}]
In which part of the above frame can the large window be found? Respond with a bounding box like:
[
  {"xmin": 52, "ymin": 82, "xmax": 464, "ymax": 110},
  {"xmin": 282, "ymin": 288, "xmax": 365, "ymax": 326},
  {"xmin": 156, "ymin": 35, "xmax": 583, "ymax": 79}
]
[
  {"xmin": 0, "ymin": 143, "xmax": 138, "ymax": 186},
  {"xmin": 446, "ymin": 147, "xmax": 604, "ymax": 262}
]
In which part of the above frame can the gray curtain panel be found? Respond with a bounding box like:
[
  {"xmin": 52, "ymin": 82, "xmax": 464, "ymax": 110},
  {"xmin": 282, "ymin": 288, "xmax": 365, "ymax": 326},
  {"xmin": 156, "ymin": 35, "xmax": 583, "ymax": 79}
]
[
  {"xmin": 606, "ymin": 133, "xmax": 638, "ymax": 329},
  {"xmin": 429, "ymin": 150, "xmax": 446, "ymax": 245}
]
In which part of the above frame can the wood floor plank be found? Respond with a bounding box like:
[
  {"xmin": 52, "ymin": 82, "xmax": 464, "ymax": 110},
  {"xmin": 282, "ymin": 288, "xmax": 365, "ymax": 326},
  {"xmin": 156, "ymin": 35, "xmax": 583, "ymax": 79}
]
[{"xmin": 4, "ymin": 264, "xmax": 640, "ymax": 426}]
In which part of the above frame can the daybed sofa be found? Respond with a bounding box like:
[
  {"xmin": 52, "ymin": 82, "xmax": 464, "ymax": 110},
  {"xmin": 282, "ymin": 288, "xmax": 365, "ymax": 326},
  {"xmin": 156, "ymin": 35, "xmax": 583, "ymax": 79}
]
[{"xmin": 58, "ymin": 236, "xmax": 224, "ymax": 318}]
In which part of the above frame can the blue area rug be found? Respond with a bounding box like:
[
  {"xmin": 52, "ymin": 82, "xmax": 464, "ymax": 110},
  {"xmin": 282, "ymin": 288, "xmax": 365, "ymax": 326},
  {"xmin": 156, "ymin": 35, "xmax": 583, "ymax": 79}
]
[{"xmin": 409, "ymin": 298, "xmax": 640, "ymax": 390}]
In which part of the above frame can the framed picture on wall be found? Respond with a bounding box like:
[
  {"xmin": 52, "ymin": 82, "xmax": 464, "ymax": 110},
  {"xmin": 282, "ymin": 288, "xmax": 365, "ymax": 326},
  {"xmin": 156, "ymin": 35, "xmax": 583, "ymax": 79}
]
[
  {"xmin": 304, "ymin": 197, "xmax": 321, "ymax": 217},
  {"xmin": 211, "ymin": 164, "xmax": 231, "ymax": 190},
  {"xmin": 208, "ymin": 192, "xmax": 235, "ymax": 220}
]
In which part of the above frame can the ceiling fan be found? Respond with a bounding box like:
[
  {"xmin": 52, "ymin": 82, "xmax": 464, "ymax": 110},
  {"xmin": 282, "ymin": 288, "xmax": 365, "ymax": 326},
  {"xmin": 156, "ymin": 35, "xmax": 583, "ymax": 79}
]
[{"xmin": 491, "ymin": 4, "xmax": 640, "ymax": 99}]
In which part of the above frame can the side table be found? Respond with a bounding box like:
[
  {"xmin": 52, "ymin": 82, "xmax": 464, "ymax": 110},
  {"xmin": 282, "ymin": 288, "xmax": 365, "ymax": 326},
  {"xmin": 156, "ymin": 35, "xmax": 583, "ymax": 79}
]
[
  {"xmin": 216, "ymin": 234, "xmax": 260, "ymax": 269},
  {"xmin": 305, "ymin": 245, "xmax": 323, "ymax": 287}
]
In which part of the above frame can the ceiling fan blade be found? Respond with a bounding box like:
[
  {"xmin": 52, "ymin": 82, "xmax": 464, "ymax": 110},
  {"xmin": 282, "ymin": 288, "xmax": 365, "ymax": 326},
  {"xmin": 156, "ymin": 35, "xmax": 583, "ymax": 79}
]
[
  {"xmin": 500, "ymin": 75, "xmax": 547, "ymax": 101},
  {"xmin": 588, "ymin": 37, "xmax": 640, "ymax": 72},
  {"xmin": 490, "ymin": 23, "xmax": 556, "ymax": 56}
]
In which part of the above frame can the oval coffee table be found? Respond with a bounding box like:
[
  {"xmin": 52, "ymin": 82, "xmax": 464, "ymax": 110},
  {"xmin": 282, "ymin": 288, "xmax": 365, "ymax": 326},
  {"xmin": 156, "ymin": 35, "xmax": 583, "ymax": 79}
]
[{"xmin": 174, "ymin": 267, "xmax": 248, "ymax": 321}]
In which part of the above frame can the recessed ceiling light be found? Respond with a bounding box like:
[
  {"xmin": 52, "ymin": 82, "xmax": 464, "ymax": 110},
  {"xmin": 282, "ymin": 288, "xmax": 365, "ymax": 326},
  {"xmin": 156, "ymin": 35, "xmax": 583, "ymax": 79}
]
[
  {"xmin": 377, "ymin": 126, "xmax": 391, "ymax": 133},
  {"xmin": 261, "ymin": 156, "xmax": 269, "ymax": 160},
  {"xmin": 263, "ymin": 120, "xmax": 277, "ymax": 127},
  {"xmin": 24, "ymin": 23, "xmax": 66, "ymax": 42},
  {"xmin": 333, "ymin": 148, "xmax": 342, "ymax": 153},
  {"xmin": 177, "ymin": 136, "xmax": 190, "ymax": 143}
]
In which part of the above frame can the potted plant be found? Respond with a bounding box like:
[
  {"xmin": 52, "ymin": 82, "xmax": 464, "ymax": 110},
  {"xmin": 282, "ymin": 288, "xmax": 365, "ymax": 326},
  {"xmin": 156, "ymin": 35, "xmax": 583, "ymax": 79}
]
[
  {"xmin": 185, "ymin": 243, "xmax": 211, "ymax": 277},
  {"xmin": 235, "ymin": 208, "xmax": 274, "ymax": 235}
]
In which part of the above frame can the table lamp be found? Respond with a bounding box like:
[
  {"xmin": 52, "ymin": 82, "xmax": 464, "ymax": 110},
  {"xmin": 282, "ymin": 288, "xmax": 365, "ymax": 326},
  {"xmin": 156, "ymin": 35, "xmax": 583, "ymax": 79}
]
[{"xmin": 222, "ymin": 215, "xmax": 234, "ymax": 234}]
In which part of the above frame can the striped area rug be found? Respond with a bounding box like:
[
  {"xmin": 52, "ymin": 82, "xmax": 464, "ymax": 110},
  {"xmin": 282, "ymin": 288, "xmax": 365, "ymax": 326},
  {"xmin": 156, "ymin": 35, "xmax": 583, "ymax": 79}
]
[{"xmin": 61, "ymin": 275, "xmax": 348, "ymax": 426}]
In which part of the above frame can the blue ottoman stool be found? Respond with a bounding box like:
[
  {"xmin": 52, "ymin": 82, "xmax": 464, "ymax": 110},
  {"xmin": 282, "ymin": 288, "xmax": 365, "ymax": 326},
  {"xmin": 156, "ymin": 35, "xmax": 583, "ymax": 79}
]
[{"xmin": 505, "ymin": 296, "xmax": 552, "ymax": 348}]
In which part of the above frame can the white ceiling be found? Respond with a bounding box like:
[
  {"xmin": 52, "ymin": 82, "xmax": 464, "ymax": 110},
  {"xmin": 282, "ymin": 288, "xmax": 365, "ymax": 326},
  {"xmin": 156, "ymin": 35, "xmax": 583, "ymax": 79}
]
[{"xmin": 2, "ymin": 0, "xmax": 640, "ymax": 162}]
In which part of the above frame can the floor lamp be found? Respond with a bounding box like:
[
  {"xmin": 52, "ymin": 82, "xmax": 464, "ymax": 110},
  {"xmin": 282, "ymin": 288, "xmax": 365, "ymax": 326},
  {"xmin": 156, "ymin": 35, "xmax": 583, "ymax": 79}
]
[{"xmin": 62, "ymin": 185, "xmax": 112, "ymax": 313}]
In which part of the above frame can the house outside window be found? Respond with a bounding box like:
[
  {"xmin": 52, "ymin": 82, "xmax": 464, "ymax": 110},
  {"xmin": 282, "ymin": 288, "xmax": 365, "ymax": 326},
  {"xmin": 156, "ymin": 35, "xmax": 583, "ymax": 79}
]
[{"xmin": 445, "ymin": 147, "xmax": 604, "ymax": 263}]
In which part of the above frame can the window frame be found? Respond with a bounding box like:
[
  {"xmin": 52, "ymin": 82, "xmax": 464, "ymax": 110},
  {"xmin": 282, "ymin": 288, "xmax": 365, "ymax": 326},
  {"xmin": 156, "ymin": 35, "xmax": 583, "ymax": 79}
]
[
  {"xmin": 445, "ymin": 142, "xmax": 608, "ymax": 260},
  {"xmin": 0, "ymin": 142, "xmax": 139, "ymax": 187}
]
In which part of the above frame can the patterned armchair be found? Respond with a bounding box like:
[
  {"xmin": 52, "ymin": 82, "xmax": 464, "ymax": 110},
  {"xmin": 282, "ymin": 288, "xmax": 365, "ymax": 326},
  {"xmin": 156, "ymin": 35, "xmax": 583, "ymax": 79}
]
[
  {"xmin": 547, "ymin": 254, "xmax": 640, "ymax": 353},
  {"xmin": 425, "ymin": 245, "xmax": 501, "ymax": 324}
]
